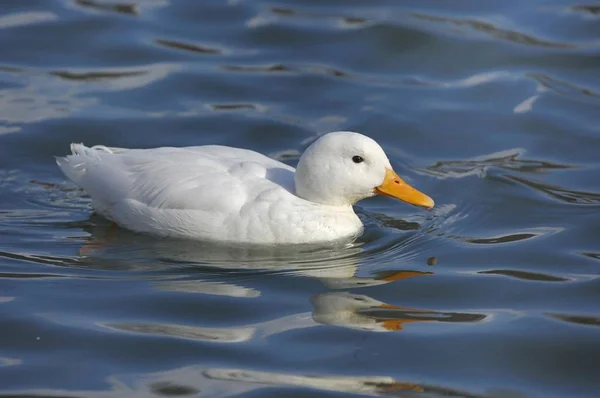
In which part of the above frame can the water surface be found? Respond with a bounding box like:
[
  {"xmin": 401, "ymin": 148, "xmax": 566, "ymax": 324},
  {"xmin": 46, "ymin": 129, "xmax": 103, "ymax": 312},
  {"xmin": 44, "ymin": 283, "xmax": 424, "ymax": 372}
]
[{"xmin": 1, "ymin": 1, "xmax": 599, "ymax": 397}]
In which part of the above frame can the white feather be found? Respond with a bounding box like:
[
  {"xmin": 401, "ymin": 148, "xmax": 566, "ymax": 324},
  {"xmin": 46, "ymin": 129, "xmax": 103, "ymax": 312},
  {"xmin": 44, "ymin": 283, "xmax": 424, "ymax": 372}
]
[{"xmin": 57, "ymin": 131, "xmax": 431, "ymax": 244}]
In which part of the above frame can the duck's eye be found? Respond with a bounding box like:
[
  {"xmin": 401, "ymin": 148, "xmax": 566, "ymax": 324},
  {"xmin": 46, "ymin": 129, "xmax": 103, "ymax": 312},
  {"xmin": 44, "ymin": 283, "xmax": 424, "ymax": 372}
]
[{"xmin": 352, "ymin": 155, "xmax": 364, "ymax": 164}]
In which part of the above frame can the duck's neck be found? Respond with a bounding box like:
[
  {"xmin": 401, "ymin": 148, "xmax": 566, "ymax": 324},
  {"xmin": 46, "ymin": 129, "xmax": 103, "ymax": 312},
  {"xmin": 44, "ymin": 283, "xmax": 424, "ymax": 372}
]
[{"xmin": 293, "ymin": 172, "xmax": 356, "ymax": 207}]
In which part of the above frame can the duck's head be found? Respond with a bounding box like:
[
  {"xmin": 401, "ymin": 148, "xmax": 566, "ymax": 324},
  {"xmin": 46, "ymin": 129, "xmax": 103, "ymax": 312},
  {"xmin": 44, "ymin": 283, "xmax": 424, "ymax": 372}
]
[{"xmin": 294, "ymin": 131, "xmax": 434, "ymax": 208}]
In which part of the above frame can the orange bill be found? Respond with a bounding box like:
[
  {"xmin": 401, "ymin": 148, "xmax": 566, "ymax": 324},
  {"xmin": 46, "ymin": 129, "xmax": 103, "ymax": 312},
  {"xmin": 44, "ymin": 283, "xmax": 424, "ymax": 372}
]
[{"xmin": 374, "ymin": 168, "xmax": 434, "ymax": 209}]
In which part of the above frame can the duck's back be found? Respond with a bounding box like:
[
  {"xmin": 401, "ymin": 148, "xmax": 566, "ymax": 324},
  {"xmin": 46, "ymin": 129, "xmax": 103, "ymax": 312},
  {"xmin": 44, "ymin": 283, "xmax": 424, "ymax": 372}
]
[{"xmin": 57, "ymin": 144, "xmax": 362, "ymax": 244}]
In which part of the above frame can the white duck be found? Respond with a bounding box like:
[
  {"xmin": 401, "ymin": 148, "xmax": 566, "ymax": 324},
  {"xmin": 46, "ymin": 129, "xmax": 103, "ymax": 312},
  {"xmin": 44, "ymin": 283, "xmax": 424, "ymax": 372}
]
[{"xmin": 57, "ymin": 131, "xmax": 434, "ymax": 244}]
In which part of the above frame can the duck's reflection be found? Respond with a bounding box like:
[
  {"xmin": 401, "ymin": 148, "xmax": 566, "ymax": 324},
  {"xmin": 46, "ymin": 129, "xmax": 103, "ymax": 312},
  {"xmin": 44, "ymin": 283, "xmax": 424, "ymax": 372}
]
[
  {"xmin": 77, "ymin": 219, "xmax": 430, "ymax": 292},
  {"xmin": 77, "ymin": 218, "xmax": 363, "ymax": 269},
  {"xmin": 5, "ymin": 363, "xmax": 490, "ymax": 398},
  {"xmin": 311, "ymin": 292, "xmax": 486, "ymax": 332},
  {"xmin": 156, "ymin": 279, "xmax": 261, "ymax": 298},
  {"xmin": 153, "ymin": 267, "xmax": 431, "ymax": 300},
  {"xmin": 202, "ymin": 367, "xmax": 426, "ymax": 396},
  {"xmin": 82, "ymin": 221, "xmax": 485, "ymax": 341},
  {"xmin": 102, "ymin": 291, "xmax": 486, "ymax": 345}
]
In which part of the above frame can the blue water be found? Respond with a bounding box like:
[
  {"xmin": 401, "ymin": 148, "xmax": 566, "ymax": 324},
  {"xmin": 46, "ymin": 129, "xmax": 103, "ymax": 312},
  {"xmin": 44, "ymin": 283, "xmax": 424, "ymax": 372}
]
[{"xmin": 1, "ymin": 1, "xmax": 599, "ymax": 397}]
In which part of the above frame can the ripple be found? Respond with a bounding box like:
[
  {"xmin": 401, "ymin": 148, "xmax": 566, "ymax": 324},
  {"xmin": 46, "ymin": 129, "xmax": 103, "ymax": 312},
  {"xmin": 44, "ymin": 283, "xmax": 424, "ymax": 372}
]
[
  {"xmin": 149, "ymin": 381, "xmax": 199, "ymax": 397},
  {"xmin": 478, "ymin": 269, "xmax": 569, "ymax": 282},
  {"xmin": 269, "ymin": 7, "xmax": 295, "ymax": 17},
  {"xmin": 0, "ymin": 126, "xmax": 20, "ymax": 135},
  {"xmin": 268, "ymin": 6, "xmax": 370, "ymax": 29},
  {"xmin": 247, "ymin": 6, "xmax": 371, "ymax": 30},
  {"xmin": 0, "ymin": 177, "xmax": 87, "ymax": 224},
  {"xmin": 0, "ymin": 251, "xmax": 81, "ymax": 268},
  {"xmin": 431, "ymin": 70, "xmax": 516, "ymax": 89},
  {"xmin": 50, "ymin": 70, "xmax": 146, "ymax": 81},
  {"xmin": 222, "ymin": 63, "xmax": 291, "ymax": 73},
  {"xmin": 527, "ymin": 72, "xmax": 600, "ymax": 106},
  {"xmin": 0, "ymin": 364, "xmax": 491, "ymax": 397},
  {"xmin": 0, "ymin": 11, "xmax": 57, "ymax": 29},
  {"xmin": 0, "ymin": 272, "xmax": 65, "ymax": 279},
  {"xmin": 423, "ymin": 148, "xmax": 573, "ymax": 179},
  {"xmin": 72, "ymin": 0, "xmax": 138, "ymax": 16},
  {"xmin": 155, "ymin": 39, "xmax": 222, "ymax": 55},
  {"xmin": 505, "ymin": 175, "xmax": 600, "ymax": 205},
  {"xmin": 341, "ymin": 16, "xmax": 368, "ymax": 27},
  {"xmin": 203, "ymin": 367, "xmax": 487, "ymax": 397},
  {"xmin": 221, "ymin": 63, "xmax": 351, "ymax": 78},
  {"xmin": 0, "ymin": 64, "xmax": 176, "ymax": 123},
  {"xmin": 48, "ymin": 63, "xmax": 177, "ymax": 90},
  {"xmin": 448, "ymin": 227, "xmax": 562, "ymax": 247},
  {"xmin": 0, "ymin": 65, "xmax": 23, "ymax": 73},
  {"xmin": 413, "ymin": 12, "xmax": 577, "ymax": 49},
  {"xmin": 156, "ymin": 279, "xmax": 260, "ymax": 298},
  {"xmin": 581, "ymin": 252, "xmax": 600, "ymax": 261},
  {"xmin": 369, "ymin": 213, "xmax": 421, "ymax": 231},
  {"xmin": 0, "ymin": 357, "xmax": 21, "ymax": 367},
  {"xmin": 571, "ymin": 4, "xmax": 600, "ymax": 17},
  {"xmin": 104, "ymin": 322, "xmax": 255, "ymax": 343},
  {"xmin": 546, "ymin": 313, "xmax": 600, "ymax": 328},
  {"xmin": 208, "ymin": 103, "xmax": 265, "ymax": 112},
  {"xmin": 0, "ymin": 79, "xmax": 95, "ymax": 124},
  {"xmin": 513, "ymin": 94, "xmax": 541, "ymax": 114},
  {"xmin": 463, "ymin": 233, "xmax": 537, "ymax": 244}
]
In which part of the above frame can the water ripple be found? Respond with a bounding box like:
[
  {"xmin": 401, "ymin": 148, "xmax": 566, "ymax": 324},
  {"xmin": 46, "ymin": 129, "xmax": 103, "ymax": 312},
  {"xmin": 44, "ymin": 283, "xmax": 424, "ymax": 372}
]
[
  {"xmin": 0, "ymin": 357, "xmax": 21, "ymax": 367},
  {"xmin": 0, "ymin": 365, "xmax": 493, "ymax": 398},
  {"xmin": 208, "ymin": 103, "xmax": 266, "ymax": 112},
  {"xmin": 48, "ymin": 63, "xmax": 177, "ymax": 91},
  {"xmin": 0, "ymin": 64, "xmax": 176, "ymax": 123},
  {"xmin": 150, "ymin": 381, "xmax": 199, "ymax": 397},
  {"xmin": 527, "ymin": 72, "xmax": 600, "ymax": 105},
  {"xmin": 478, "ymin": 269, "xmax": 569, "ymax": 282},
  {"xmin": 546, "ymin": 312, "xmax": 600, "ymax": 328},
  {"xmin": 247, "ymin": 6, "xmax": 372, "ymax": 30},
  {"xmin": 70, "ymin": 0, "xmax": 168, "ymax": 16},
  {"xmin": 50, "ymin": 70, "xmax": 146, "ymax": 82},
  {"xmin": 0, "ymin": 12, "xmax": 57, "ymax": 29},
  {"xmin": 505, "ymin": 175, "xmax": 600, "ymax": 205},
  {"xmin": 155, "ymin": 39, "xmax": 223, "ymax": 55},
  {"xmin": 104, "ymin": 322, "xmax": 255, "ymax": 343},
  {"xmin": 581, "ymin": 252, "xmax": 600, "ymax": 261},
  {"xmin": 413, "ymin": 12, "xmax": 578, "ymax": 49},
  {"xmin": 0, "ymin": 251, "xmax": 81, "ymax": 268},
  {"xmin": 422, "ymin": 148, "xmax": 573, "ymax": 179},
  {"xmin": 203, "ymin": 367, "xmax": 488, "ymax": 397},
  {"xmin": 73, "ymin": 0, "xmax": 138, "ymax": 15},
  {"xmin": 222, "ymin": 62, "xmax": 351, "ymax": 78},
  {"xmin": 448, "ymin": 227, "xmax": 563, "ymax": 246},
  {"xmin": 571, "ymin": 4, "xmax": 600, "ymax": 17}
]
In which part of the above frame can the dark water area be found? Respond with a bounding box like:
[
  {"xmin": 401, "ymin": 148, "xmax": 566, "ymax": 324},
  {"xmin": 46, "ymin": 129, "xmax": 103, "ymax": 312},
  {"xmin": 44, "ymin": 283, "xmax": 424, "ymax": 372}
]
[{"xmin": 1, "ymin": 1, "xmax": 599, "ymax": 397}]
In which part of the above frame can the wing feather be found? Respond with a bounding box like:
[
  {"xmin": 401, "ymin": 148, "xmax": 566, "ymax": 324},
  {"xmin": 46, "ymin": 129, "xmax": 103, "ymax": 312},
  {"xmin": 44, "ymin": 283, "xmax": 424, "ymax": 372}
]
[{"xmin": 57, "ymin": 144, "xmax": 295, "ymax": 216}]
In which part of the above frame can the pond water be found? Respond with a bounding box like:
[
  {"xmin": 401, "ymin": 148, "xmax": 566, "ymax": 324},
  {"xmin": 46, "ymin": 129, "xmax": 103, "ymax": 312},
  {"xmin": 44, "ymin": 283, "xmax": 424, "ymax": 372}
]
[{"xmin": 1, "ymin": 1, "xmax": 599, "ymax": 397}]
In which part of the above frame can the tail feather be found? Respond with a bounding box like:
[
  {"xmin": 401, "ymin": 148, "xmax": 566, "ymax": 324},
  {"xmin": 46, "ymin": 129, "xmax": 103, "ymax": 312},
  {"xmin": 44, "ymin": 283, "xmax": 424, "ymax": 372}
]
[
  {"xmin": 56, "ymin": 143, "xmax": 93, "ymax": 187},
  {"xmin": 56, "ymin": 142, "xmax": 119, "ymax": 190}
]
